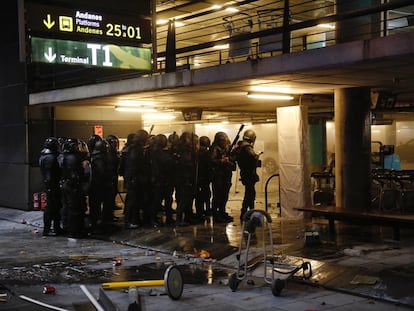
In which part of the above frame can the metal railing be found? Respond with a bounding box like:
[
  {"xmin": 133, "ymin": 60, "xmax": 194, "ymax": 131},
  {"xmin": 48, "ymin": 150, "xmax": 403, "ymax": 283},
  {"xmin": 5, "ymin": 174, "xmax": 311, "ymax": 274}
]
[{"xmin": 155, "ymin": 0, "xmax": 414, "ymax": 72}]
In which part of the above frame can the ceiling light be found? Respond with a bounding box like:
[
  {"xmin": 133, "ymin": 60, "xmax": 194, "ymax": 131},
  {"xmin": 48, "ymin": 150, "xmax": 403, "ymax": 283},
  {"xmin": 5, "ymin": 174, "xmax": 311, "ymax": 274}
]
[
  {"xmin": 214, "ymin": 44, "xmax": 229, "ymax": 50},
  {"xmin": 251, "ymin": 86, "xmax": 292, "ymax": 93},
  {"xmin": 156, "ymin": 19, "xmax": 168, "ymax": 25},
  {"xmin": 226, "ymin": 7, "xmax": 239, "ymax": 13},
  {"xmin": 117, "ymin": 100, "xmax": 155, "ymax": 107},
  {"xmin": 317, "ymin": 23, "xmax": 335, "ymax": 29},
  {"xmin": 247, "ymin": 92, "xmax": 294, "ymax": 100},
  {"xmin": 115, "ymin": 106, "xmax": 157, "ymax": 112},
  {"xmin": 211, "ymin": 5, "xmax": 222, "ymax": 10},
  {"xmin": 143, "ymin": 113, "xmax": 176, "ymax": 120},
  {"xmin": 174, "ymin": 21, "xmax": 185, "ymax": 27}
]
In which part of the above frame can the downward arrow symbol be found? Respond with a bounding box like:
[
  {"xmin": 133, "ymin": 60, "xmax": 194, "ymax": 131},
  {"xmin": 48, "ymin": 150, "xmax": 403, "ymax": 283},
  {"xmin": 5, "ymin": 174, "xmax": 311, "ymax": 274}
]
[
  {"xmin": 44, "ymin": 47, "xmax": 56, "ymax": 63},
  {"xmin": 43, "ymin": 14, "xmax": 55, "ymax": 29}
]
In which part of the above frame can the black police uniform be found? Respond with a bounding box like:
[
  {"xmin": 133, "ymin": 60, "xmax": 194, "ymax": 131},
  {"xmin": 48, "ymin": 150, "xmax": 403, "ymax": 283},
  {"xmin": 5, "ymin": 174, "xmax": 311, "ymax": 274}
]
[
  {"xmin": 210, "ymin": 133, "xmax": 235, "ymax": 223},
  {"xmin": 174, "ymin": 132, "xmax": 198, "ymax": 225},
  {"xmin": 195, "ymin": 139, "xmax": 212, "ymax": 219},
  {"xmin": 236, "ymin": 140, "xmax": 260, "ymax": 220},
  {"xmin": 59, "ymin": 139, "xmax": 85, "ymax": 238},
  {"xmin": 39, "ymin": 138, "xmax": 63, "ymax": 236},
  {"xmin": 150, "ymin": 134, "xmax": 175, "ymax": 225},
  {"xmin": 123, "ymin": 131, "xmax": 150, "ymax": 228},
  {"xmin": 89, "ymin": 140, "xmax": 113, "ymax": 230}
]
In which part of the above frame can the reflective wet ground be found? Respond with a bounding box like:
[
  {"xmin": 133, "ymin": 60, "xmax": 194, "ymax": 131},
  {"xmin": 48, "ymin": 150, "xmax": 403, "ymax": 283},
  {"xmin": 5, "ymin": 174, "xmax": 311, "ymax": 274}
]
[{"xmin": 1, "ymin": 193, "xmax": 414, "ymax": 310}]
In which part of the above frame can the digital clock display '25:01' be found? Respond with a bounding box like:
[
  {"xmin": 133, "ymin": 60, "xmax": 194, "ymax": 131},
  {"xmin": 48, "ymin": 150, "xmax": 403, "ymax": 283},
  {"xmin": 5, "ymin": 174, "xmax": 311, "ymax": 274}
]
[{"xmin": 106, "ymin": 23, "xmax": 141, "ymax": 39}]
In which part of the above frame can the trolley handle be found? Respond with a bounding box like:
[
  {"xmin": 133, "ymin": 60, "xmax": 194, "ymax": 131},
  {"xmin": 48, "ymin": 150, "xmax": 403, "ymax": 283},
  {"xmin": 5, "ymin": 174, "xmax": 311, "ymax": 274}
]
[{"xmin": 242, "ymin": 209, "xmax": 272, "ymax": 223}]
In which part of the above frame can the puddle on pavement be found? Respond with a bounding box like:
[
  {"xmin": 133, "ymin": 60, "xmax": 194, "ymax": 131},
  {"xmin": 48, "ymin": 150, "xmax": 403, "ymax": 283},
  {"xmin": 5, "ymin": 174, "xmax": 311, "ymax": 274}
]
[{"xmin": 379, "ymin": 264, "xmax": 414, "ymax": 300}]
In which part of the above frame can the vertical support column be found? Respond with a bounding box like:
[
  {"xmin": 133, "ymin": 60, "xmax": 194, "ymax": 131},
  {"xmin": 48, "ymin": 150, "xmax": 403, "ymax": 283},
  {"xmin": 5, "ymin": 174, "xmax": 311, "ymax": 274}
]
[
  {"xmin": 277, "ymin": 105, "xmax": 311, "ymax": 218},
  {"xmin": 151, "ymin": 0, "xmax": 158, "ymax": 73},
  {"xmin": 334, "ymin": 88, "xmax": 372, "ymax": 210},
  {"xmin": 165, "ymin": 19, "xmax": 176, "ymax": 73},
  {"xmin": 282, "ymin": 0, "xmax": 290, "ymax": 54}
]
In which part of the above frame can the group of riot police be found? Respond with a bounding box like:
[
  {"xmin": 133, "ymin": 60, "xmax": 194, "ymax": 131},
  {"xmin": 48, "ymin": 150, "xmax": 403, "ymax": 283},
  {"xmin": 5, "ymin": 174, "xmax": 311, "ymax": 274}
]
[{"xmin": 38, "ymin": 128, "xmax": 261, "ymax": 237}]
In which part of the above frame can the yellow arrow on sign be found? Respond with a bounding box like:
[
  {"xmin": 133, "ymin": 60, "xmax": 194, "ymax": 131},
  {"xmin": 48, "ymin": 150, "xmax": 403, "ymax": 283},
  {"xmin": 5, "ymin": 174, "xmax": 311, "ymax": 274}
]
[{"xmin": 43, "ymin": 14, "xmax": 55, "ymax": 29}]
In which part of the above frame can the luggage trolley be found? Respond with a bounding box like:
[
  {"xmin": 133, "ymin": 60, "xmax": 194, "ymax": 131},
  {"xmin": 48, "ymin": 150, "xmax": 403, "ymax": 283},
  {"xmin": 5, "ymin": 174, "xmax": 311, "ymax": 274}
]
[
  {"xmin": 257, "ymin": 9, "xmax": 284, "ymax": 55},
  {"xmin": 229, "ymin": 210, "xmax": 312, "ymax": 296},
  {"xmin": 223, "ymin": 13, "xmax": 253, "ymax": 62}
]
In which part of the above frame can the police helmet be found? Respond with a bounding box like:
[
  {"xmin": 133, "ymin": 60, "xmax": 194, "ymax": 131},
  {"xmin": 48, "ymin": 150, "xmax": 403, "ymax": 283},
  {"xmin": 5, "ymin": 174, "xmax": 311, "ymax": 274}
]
[
  {"xmin": 44, "ymin": 137, "xmax": 59, "ymax": 152},
  {"xmin": 63, "ymin": 138, "xmax": 80, "ymax": 153},
  {"xmin": 168, "ymin": 132, "xmax": 179, "ymax": 147},
  {"xmin": 87, "ymin": 134, "xmax": 102, "ymax": 152},
  {"xmin": 214, "ymin": 132, "xmax": 229, "ymax": 143},
  {"xmin": 243, "ymin": 129, "xmax": 256, "ymax": 143},
  {"xmin": 155, "ymin": 134, "xmax": 168, "ymax": 149},
  {"xmin": 133, "ymin": 129, "xmax": 149, "ymax": 146},
  {"xmin": 93, "ymin": 140, "xmax": 109, "ymax": 154},
  {"xmin": 199, "ymin": 136, "xmax": 211, "ymax": 148},
  {"xmin": 106, "ymin": 134, "xmax": 119, "ymax": 151}
]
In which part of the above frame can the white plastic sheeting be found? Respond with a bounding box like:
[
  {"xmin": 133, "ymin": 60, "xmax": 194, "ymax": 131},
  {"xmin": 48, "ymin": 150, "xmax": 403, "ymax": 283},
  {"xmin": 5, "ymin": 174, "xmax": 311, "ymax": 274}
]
[{"xmin": 277, "ymin": 106, "xmax": 311, "ymax": 218}]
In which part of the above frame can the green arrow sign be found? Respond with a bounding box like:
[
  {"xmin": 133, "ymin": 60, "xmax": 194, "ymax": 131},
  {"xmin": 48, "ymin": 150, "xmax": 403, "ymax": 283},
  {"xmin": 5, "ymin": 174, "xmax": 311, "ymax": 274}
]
[{"xmin": 31, "ymin": 37, "xmax": 152, "ymax": 71}]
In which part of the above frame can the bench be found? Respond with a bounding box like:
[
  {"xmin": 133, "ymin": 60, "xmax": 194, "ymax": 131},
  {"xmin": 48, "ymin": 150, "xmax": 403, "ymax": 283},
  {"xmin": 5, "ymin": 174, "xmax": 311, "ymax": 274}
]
[{"xmin": 294, "ymin": 205, "xmax": 414, "ymax": 241}]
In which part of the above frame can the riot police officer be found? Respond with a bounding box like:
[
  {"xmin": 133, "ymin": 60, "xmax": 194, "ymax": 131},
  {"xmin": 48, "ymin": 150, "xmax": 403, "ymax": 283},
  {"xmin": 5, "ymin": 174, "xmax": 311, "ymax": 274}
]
[
  {"xmin": 123, "ymin": 130, "xmax": 150, "ymax": 229},
  {"xmin": 89, "ymin": 140, "xmax": 113, "ymax": 231},
  {"xmin": 210, "ymin": 132, "xmax": 235, "ymax": 223},
  {"xmin": 236, "ymin": 129, "xmax": 261, "ymax": 220},
  {"xmin": 59, "ymin": 138, "xmax": 85, "ymax": 238},
  {"xmin": 39, "ymin": 137, "xmax": 63, "ymax": 236},
  {"xmin": 87, "ymin": 134, "xmax": 102, "ymax": 158},
  {"xmin": 195, "ymin": 136, "xmax": 212, "ymax": 220},
  {"xmin": 174, "ymin": 131, "xmax": 199, "ymax": 226},
  {"xmin": 106, "ymin": 134, "xmax": 121, "ymax": 212},
  {"xmin": 150, "ymin": 134, "xmax": 176, "ymax": 225}
]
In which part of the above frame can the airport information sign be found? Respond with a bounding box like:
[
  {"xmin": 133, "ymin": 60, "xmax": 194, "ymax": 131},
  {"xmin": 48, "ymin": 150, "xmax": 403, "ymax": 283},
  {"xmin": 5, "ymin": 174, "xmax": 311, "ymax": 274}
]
[
  {"xmin": 31, "ymin": 37, "xmax": 152, "ymax": 70},
  {"xmin": 26, "ymin": 3, "xmax": 152, "ymax": 46}
]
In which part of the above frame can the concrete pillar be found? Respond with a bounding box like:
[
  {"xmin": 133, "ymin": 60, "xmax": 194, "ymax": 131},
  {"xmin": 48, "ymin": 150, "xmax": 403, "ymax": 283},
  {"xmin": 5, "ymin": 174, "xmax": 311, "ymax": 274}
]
[{"xmin": 334, "ymin": 88, "xmax": 372, "ymax": 210}]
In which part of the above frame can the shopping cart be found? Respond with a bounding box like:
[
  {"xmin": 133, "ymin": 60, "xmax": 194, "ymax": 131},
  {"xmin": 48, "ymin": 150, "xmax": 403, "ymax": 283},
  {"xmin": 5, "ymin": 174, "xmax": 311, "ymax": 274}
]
[
  {"xmin": 257, "ymin": 9, "xmax": 284, "ymax": 55},
  {"xmin": 228, "ymin": 210, "xmax": 312, "ymax": 296},
  {"xmin": 223, "ymin": 13, "xmax": 253, "ymax": 61}
]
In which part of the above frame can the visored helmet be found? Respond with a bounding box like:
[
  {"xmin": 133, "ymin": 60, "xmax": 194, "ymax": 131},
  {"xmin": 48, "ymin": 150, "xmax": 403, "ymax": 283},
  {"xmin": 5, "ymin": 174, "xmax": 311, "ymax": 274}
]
[
  {"xmin": 155, "ymin": 134, "xmax": 168, "ymax": 149},
  {"xmin": 63, "ymin": 138, "xmax": 80, "ymax": 153},
  {"xmin": 133, "ymin": 129, "xmax": 149, "ymax": 146},
  {"xmin": 213, "ymin": 131, "xmax": 229, "ymax": 148},
  {"xmin": 93, "ymin": 140, "xmax": 109, "ymax": 154},
  {"xmin": 242, "ymin": 129, "xmax": 256, "ymax": 143},
  {"xmin": 199, "ymin": 136, "xmax": 211, "ymax": 148},
  {"xmin": 179, "ymin": 131, "xmax": 192, "ymax": 146},
  {"xmin": 167, "ymin": 132, "xmax": 179, "ymax": 148},
  {"xmin": 123, "ymin": 133, "xmax": 135, "ymax": 148},
  {"xmin": 44, "ymin": 137, "xmax": 59, "ymax": 152},
  {"xmin": 106, "ymin": 134, "xmax": 119, "ymax": 151},
  {"xmin": 87, "ymin": 134, "xmax": 102, "ymax": 153}
]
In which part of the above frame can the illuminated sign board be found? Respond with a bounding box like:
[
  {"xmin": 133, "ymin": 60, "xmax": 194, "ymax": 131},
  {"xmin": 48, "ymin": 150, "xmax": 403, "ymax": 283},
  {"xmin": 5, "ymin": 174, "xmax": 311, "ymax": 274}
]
[
  {"xmin": 27, "ymin": 3, "xmax": 152, "ymax": 46},
  {"xmin": 31, "ymin": 37, "xmax": 152, "ymax": 70}
]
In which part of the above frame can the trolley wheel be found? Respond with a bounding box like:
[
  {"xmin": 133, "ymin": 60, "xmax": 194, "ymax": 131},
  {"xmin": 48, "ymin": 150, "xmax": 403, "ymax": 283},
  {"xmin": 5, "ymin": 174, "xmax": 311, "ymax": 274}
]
[
  {"xmin": 228, "ymin": 272, "xmax": 240, "ymax": 292},
  {"xmin": 164, "ymin": 265, "xmax": 183, "ymax": 300},
  {"xmin": 271, "ymin": 278, "xmax": 285, "ymax": 296}
]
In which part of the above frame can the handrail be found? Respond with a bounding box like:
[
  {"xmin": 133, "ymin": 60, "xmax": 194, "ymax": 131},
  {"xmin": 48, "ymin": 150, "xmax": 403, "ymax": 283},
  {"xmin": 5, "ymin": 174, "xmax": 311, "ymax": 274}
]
[{"xmin": 264, "ymin": 173, "xmax": 281, "ymax": 216}]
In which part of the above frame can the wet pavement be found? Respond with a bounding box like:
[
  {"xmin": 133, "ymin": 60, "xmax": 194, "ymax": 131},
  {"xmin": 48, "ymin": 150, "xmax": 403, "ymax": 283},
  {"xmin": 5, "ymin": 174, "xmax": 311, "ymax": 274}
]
[{"xmin": 1, "ymin": 194, "xmax": 414, "ymax": 310}]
